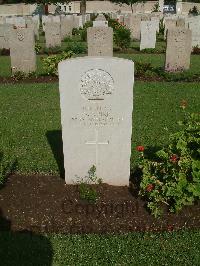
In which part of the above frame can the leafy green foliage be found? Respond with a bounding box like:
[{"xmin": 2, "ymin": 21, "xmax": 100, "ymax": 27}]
[
  {"xmin": 109, "ymin": 18, "xmax": 131, "ymax": 50},
  {"xmin": 35, "ymin": 43, "xmax": 42, "ymax": 54},
  {"xmin": 64, "ymin": 42, "xmax": 87, "ymax": 54},
  {"xmin": 139, "ymin": 104, "xmax": 200, "ymax": 217},
  {"xmin": 76, "ymin": 165, "xmax": 102, "ymax": 203},
  {"xmin": 79, "ymin": 21, "xmax": 93, "ymax": 41},
  {"xmin": 42, "ymin": 51, "xmax": 74, "ymax": 76}
]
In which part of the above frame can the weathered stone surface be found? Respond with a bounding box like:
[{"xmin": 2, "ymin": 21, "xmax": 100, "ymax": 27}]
[
  {"xmin": 87, "ymin": 26, "xmax": 113, "ymax": 56},
  {"xmin": 140, "ymin": 20, "xmax": 157, "ymax": 50},
  {"xmin": 165, "ymin": 28, "xmax": 192, "ymax": 72},
  {"xmin": 58, "ymin": 57, "xmax": 134, "ymax": 186},
  {"xmin": 186, "ymin": 16, "xmax": 200, "ymax": 47},
  {"xmin": 164, "ymin": 18, "xmax": 177, "ymax": 39},
  {"xmin": 129, "ymin": 15, "xmax": 141, "ymax": 40},
  {"xmin": 0, "ymin": 24, "xmax": 11, "ymax": 49},
  {"xmin": 9, "ymin": 27, "xmax": 36, "ymax": 73},
  {"xmin": 60, "ymin": 15, "xmax": 73, "ymax": 39},
  {"xmin": 45, "ymin": 21, "xmax": 61, "ymax": 48}
]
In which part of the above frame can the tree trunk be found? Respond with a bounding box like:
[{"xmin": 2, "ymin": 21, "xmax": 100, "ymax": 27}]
[
  {"xmin": 44, "ymin": 4, "xmax": 48, "ymax": 15},
  {"xmin": 80, "ymin": 0, "xmax": 86, "ymax": 15},
  {"xmin": 131, "ymin": 3, "xmax": 133, "ymax": 13}
]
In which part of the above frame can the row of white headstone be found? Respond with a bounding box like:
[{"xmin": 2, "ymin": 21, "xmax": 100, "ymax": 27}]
[
  {"xmin": 88, "ymin": 14, "xmax": 192, "ymax": 73},
  {"xmin": 0, "ymin": 13, "xmax": 198, "ymax": 73}
]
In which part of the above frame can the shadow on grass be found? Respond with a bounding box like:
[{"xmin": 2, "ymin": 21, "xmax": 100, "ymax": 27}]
[
  {"xmin": 46, "ymin": 130, "xmax": 65, "ymax": 179},
  {"xmin": 0, "ymin": 208, "xmax": 53, "ymax": 266}
]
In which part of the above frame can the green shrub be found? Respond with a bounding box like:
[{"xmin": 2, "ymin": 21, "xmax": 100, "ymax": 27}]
[
  {"xmin": 138, "ymin": 103, "xmax": 200, "ymax": 217},
  {"xmin": 108, "ymin": 18, "xmax": 131, "ymax": 50},
  {"xmin": 135, "ymin": 61, "xmax": 154, "ymax": 76},
  {"xmin": 159, "ymin": 18, "xmax": 165, "ymax": 36},
  {"xmin": 63, "ymin": 36, "xmax": 74, "ymax": 42},
  {"xmin": 42, "ymin": 51, "xmax": 74, "ymax": 76},
  {"xmin": 72, "ymin": 27, "xmax": 80, "ymax": 36},
  {"xmin": 35, "ymin": 43, "xmax": 42, "ymax": 54},
  {"xmin": 114, "ymin": 25, "xmax": 131, "ymax": 50},
  {"xmin": 64, "ymin": 42, "xmax": 87, "ymax": 54},
  {"xmin": 192, "ymin": 45, "xmax": 200, "ymax": 54},
  {"xmin": 43, "ymin": 46, "xmax": 62, "ymax": 55},
  {"xmin": 80, "ymin": 21, "xmax": 93, "ymax": 41}
]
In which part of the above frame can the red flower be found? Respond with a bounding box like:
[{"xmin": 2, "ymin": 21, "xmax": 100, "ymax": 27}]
[
  {"xmin": 146, "ymin": 184, "xmax": 154, "ymax": 192},
  {"xmin": 170, "ymin": 154, "xmax": 179, "ymax": 163},
  {"xmin": 180, "ymin": 99, "xmax": 187, "ymax": 109},
  {"xmin": 136, "ymin": 145, "xmax": 144, "ymax": 152}
]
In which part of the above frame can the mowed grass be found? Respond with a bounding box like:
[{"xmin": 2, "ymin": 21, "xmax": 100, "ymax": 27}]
[
  {"xmin": 0, "ymin": 230, "xmax": 200, "ymax": 265},
  {"xmin": 0, "ymin": 53, "xmax": 200, "ymax": 77},
  {"xmin": 0, "ymin": 81, "xmax": 199, "ymax": 174}
]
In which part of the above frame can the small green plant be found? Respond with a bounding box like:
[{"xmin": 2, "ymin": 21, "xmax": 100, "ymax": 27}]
[
  {"xmin": 76, "ymin": 165, "xmax": 102, "ymax": 203},
  {"xmin": 152, "ymin": 2, "xmax": 159, "ymax": 12},
  {"xmin": 138, "ymin": 101, "xmax": 200, "ymax": 217},
  {"xmin": 35, "ymin": 43, "xmax": 42, "ymax": 54},
  {"xmin": 189, "ymin": 6, "xmax": 199, "ymax": 16},
  {"xmin": 42, "ymin": 51, "xmax": 74, "ymax": 76}
]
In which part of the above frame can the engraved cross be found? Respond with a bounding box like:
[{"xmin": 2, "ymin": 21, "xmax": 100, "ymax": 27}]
[{"xmin": 85, "ymin": 129, "xmax": 109, "ymax": 167}]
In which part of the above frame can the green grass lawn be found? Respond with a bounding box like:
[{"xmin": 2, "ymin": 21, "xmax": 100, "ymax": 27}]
[
  {"xmin": 0, "ymin": 81, "xmax": 199, "ymax": 174},
  {"xmin": 0, "ymin": 230, "xmax": 200, "ymax": 265}
]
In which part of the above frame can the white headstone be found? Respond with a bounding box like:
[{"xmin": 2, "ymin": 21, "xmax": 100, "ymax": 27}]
[
  {"xmin": 140, "ymin": 21, "xmax": 157, "ymax": 50},
  {"xmin": 45, "ymin": 21, "xmax": 61, "ymax": 48},
  {"xmin": 186, "ymin": 16, "xmax": 200, "ymax": 48},
  {"xmin": 58, "ymin": 57, "xmax": 134, "ymax": 186},
  {"xmin": 165, "ymin": 28, "xmax": 192, "ymax": 71},
  {"xmin": 9, "ymin": 27, "xmax": 36, "ymax": 73},
  {"xmin": 87, "ymin": 27, "xmax": 113, "ymax": 56}
]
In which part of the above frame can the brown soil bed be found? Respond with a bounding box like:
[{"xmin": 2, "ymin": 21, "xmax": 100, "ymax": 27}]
[{"xmin": 0, "ymin": 174, "xmax": 200, "ymax": 234}]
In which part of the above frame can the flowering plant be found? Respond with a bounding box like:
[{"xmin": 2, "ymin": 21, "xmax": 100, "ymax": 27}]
[{"xmin": 138, "ymin": 101, "xmax": 200, "ymax": 217}]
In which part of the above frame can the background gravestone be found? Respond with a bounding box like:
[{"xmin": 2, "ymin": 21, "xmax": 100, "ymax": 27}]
[
  {"xmin": 58, "ymin": 57, "xmax": 134, "ymax": 186},
  {"xmin": 9, "ymin": 27, "xmax": 36, "ymax": 73},
  {"xmin": 93, "ymin": 15, "xmax": 108, "ymax": 27},
  {"xmin": 0, "ymin": 24, "xmax": 11, "ymax": 49},
  {"xmin": 129, "ymin": 15, "xmax": 141, "ymax": 40},
  {"xmin": 186, "ymin": 16, "xmax": 200, "ymax": 48},
  {"xmin": 45, "ymin": 21, "xmax": 61, "ymax": 48},
  {"xmin": 140, "ymin": 20, "xmax": 157, "ymax": 50},
  {"xmin": 165, "ymin": 28, "xmax": 192, "ymax": 72},
  {"xmin": 87, "ymin": 26, "xmax": 113, "ymax": 56},
  {"xmin": 60, "ymin": 15, "xmax": 73, "ymax": 40}
]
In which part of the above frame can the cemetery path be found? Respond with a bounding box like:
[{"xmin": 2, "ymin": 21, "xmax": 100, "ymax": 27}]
[{"xmin": 0, "ymin": 174, "xmax": 200, "ymax": 234}]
